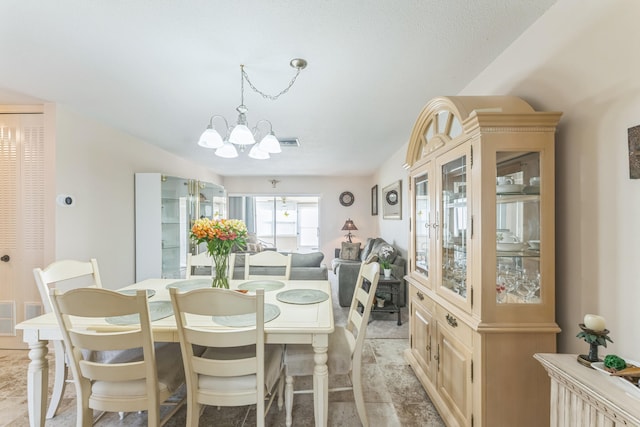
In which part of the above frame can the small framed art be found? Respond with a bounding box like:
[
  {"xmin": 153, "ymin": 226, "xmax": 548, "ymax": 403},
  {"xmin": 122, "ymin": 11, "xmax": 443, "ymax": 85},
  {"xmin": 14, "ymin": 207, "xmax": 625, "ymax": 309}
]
[
  {"xmin": 382, "ymin": 180, "xmax": 402, "ymax": 219},
  {"xmin": 371, "ymin": 185, "xmax": 378, "ymax": 215}
]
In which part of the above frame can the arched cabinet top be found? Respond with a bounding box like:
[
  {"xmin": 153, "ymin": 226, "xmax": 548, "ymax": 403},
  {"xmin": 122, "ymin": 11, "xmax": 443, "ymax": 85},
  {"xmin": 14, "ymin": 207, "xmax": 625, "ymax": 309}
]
[{"xmin": 405, "ymin": 96, "xmax": 547, "ymax": 168}]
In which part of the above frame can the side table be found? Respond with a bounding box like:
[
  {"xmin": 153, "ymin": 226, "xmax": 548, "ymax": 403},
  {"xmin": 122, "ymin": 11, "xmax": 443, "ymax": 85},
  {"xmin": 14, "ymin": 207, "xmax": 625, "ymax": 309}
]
[{"xmin": 372, "ymin": 275, "xmax": 402, "ymax": 325}]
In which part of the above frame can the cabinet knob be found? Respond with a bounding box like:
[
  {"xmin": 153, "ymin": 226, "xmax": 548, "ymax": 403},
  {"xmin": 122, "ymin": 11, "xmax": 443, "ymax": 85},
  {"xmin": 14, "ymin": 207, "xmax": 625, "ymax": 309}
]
[
  {"xmin": 446, "ymin": 313, "xmax": 458, "ymax": 327},
  {"xmin": 417, "ymin": 291, "xmax": 424, "ymax": 300},
  {"xmin": 0, "ymin": 255, "xmax": 9, "ymax": 262}
]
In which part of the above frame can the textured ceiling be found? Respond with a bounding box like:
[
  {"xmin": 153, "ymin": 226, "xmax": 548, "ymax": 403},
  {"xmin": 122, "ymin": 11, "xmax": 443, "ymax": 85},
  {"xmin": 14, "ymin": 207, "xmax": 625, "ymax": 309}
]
[{"xmin": 0, "ymin": 0, "xmax": 556, "ymax": 177}]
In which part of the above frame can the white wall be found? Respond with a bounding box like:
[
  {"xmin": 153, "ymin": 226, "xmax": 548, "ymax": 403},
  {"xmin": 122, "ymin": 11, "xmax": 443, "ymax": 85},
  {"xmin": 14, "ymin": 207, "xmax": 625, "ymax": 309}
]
[
  {"xmin": 54, "ymin": 106, "xmax": 222, "ymax": 288},
  {"xmin": 223, "ymin": 175, "xmax": 377, "ymax": 266},
  {"xmin": 462, "ymin": 0, "xmax": 640, "ymax": 356}
]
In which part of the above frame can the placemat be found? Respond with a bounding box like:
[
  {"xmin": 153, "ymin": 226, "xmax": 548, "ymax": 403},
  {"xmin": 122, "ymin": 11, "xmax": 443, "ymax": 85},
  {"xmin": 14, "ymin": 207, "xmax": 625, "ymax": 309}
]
[
  {"xmin": 276, "ymin": 289, "xmax": 329, "ymax": 305},
  {"xmin": 165, "ymin": 278, "xmax": 212, "ymax": 291},
  {"xmin": 237, "ymin": 280, "xmax": 285, "ymax": 292},
  {"xmin": 105, "ymin": 301, "xmax": 173, "ymax": 325},
  {"xmin": 212, "ymin": 303, "xmax": 281, "ymax": 327}
]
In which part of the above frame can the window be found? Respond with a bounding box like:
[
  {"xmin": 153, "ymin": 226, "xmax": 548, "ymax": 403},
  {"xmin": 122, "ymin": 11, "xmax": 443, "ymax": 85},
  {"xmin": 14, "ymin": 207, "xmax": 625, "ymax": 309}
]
[{"xmin": 229, "ymin": 195, "xmax": 320, "ymax": 253}]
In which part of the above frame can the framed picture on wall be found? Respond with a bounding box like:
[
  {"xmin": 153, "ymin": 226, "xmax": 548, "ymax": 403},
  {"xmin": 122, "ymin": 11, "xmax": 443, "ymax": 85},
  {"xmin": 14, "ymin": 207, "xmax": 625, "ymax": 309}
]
[
  {"xmin": 382, "ymin": 180, "xmax": 402, "ymax": 219},
  {"xmin": 371, "ymin": 185, "xmax": 378, "ymax": 215}
]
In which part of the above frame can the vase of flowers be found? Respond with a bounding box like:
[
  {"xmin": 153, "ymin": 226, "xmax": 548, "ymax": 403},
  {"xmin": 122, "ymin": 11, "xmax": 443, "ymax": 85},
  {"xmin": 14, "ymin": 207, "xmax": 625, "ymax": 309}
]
[{"xmin": 190, "ymin": 218, "xmax": 248, "ymax": 288}]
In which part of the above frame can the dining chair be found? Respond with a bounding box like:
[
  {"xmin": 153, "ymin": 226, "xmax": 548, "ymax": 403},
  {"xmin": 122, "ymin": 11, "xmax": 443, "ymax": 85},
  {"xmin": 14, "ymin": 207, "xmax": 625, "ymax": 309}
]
[
  {"xmin": 33, "ymin": 258, "xmax": 102, "ymax": 419},
  {"xmin": 50, "ymin": 287, "xmax": 185, "ymax": 427},
  {"xmin": 186, "ymin": 252, "xmax": 236, "ymax": 280},
  {"xmin": 169, "ymin": 287, "xmax": 284, "ymax": 427},
  {"xmin": 244, "ymin": 251, "xmax": 292, "ymax": 280},
  {"xmin": 284, "ymin": 261, "xmax": 380, "ymax": 427}
]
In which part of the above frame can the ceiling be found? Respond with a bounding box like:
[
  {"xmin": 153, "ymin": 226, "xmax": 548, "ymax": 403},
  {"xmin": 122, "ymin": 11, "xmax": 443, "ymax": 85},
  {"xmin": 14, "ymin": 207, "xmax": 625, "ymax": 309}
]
[{"xmin": 0, "ymin": 0, "xmax": 556, "ymax": 177}]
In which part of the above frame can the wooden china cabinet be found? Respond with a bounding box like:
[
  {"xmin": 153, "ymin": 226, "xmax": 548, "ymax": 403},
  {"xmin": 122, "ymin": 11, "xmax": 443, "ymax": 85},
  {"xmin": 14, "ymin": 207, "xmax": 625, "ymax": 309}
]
[{"xmin": 404, "ymin": 96, "xmax": 562, "ymax": 427}]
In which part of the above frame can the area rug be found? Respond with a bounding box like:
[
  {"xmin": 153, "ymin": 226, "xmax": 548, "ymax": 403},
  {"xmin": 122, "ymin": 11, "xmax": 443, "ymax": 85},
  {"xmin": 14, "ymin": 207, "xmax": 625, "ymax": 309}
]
[{"xmin": 329, "ymin": 271, "xmax": 409, "ymax": 339}]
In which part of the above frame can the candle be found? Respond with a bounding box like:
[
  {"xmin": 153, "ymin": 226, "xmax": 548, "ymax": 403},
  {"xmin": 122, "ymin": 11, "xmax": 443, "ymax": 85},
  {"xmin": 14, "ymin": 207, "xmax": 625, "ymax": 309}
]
[{"xmin": 584, "ymin": 314, "xmax": 606, "ymax": 332}]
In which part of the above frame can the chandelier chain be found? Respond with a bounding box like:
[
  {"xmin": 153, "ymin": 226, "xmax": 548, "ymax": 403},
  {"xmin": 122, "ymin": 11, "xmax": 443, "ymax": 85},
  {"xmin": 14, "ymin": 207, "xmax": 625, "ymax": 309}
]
[{"xmin": 241, "ymin": 67, "xmax": 302, "ymax": 101}]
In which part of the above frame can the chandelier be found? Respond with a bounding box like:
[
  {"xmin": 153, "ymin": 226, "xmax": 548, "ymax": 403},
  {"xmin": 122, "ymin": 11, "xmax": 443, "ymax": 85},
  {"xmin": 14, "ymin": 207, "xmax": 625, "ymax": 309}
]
[{"xmin": 198, "ymin": 58, "xmax": 307, "ymax": 159}]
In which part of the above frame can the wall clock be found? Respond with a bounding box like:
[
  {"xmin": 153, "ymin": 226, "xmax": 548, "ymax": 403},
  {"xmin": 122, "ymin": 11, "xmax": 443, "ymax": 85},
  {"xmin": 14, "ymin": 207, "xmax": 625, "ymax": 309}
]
[
  {"xmin": 385, "ymin": 190, "xmax": 398, "ymax": 205},
  {"xmin": 339, "ymin": 191, "xmax": 354, "ymax": 206}
]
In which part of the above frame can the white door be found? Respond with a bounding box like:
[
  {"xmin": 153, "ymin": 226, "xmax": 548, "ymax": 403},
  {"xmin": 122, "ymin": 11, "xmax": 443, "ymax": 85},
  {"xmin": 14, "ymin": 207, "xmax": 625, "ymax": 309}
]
[
  {"xmin": 0, "ymin": 113, "xmax": 45, "ymax": 349},
  {"xmin": 297, "ymin": 202, "xmax": 319, "ymax": 252}
]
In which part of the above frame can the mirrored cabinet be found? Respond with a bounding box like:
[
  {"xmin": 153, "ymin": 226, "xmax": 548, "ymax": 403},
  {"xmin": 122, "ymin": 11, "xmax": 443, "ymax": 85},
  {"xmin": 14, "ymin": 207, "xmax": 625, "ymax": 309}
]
[
  {"xmin": 405, "ymin": 96, "xmax": 561, "ymax": 427},
  {"xmin": 135, "ymin": 173, "xmax": 226, "ymax": 281}
]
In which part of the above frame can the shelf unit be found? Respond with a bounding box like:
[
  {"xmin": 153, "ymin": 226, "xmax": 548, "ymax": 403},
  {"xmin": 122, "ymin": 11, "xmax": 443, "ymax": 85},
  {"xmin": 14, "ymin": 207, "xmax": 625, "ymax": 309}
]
[
  {"xmin": 135, "ymin": 173, "xmax": 226, "ymax": 281},
  {"xmin": 404, "ymin": 96, "xmax": 562, "ymax": 426}
]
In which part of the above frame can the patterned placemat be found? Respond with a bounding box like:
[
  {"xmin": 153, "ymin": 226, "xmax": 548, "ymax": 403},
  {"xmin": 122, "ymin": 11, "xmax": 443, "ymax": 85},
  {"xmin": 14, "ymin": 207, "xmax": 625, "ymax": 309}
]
[
  {"xmin": 276, "ymin": 289, "xmax": 329, "ymax": 305},
  {"xmin": 105, "ymin": 301, "xmax": 173, "ymax": 325},
  {"xmin": 237, "ymin": 280, "xmax": 285, "ymax": 292},
  {"xmin": 212, "ymin": 303, "xmax": 281, "ymax": 327}
]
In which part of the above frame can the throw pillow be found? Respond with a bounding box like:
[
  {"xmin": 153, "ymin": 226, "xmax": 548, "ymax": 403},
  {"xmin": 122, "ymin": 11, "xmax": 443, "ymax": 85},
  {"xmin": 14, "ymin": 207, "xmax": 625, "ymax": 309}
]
[{"xmin": 340, "ymin": 242, "xmax": 361, "ymax": 261}]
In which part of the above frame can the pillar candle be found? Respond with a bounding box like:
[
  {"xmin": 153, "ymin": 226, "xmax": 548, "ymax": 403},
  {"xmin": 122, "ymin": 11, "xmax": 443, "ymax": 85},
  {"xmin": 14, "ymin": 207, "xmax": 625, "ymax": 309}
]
[{"xmin": 584, "ymin": 314, "xmax": 606, "ymax": 332}]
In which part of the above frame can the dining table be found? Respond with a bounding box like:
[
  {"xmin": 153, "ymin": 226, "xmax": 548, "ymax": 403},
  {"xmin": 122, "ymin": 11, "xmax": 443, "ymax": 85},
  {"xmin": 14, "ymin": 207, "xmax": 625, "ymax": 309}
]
[{"xmin": 16, "ymin": 277, "xmax": 335, "ymax": 427}]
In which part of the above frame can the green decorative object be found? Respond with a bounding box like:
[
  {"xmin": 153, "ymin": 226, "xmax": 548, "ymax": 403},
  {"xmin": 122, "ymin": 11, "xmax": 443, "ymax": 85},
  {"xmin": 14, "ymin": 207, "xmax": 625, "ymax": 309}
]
[{"xmin": 603, "ymin": 354, "xmax": 627, "ymax": 371}]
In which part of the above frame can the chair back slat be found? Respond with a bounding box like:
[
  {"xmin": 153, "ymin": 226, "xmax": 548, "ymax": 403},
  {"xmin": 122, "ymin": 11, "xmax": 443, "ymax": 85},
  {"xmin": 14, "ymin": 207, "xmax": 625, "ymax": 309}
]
[
  {"xmin": 70, "ymin": 330, "xmax": 144, "ymax": 352},
  {"xmin": 185, "ymin": 327, "xmax": 256, "ymax": 348},
  {"xmin": 79, "ymin": 360, "xmax": 146, "ymax": 382},
  {"xmin": 192, "ymin": 356, "xmax": 258, "ymax": 377}
]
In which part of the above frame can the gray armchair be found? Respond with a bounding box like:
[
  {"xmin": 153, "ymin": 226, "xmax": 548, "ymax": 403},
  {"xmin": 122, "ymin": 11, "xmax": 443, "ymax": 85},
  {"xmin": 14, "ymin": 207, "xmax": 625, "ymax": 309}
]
[{"xmin": 332, "ymin": 238, "xmax": 406, "ymax": 307}]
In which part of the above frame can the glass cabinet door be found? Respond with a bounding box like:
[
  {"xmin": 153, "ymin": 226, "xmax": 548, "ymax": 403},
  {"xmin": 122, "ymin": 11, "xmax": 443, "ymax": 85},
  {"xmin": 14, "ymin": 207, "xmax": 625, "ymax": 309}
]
[
  {"xmin": 413, "ymin": 171, "xmax": 430, "ymax": 281},
  {"xmin": 495, "ymin": 151, "xmax": 541, "ymax": 304},
  {"xmin": 439, "ymin": 154, "xmax": 468, "ymax": 299}
]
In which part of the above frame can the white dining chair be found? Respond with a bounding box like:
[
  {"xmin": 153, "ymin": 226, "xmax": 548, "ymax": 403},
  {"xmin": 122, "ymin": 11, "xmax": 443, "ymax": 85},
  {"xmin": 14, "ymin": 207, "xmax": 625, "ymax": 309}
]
[
  {"xmin": 244, "ymin": 251, "xmax": 292, "ymax": 280},
  {"xmin": 33, "ymin": 258, "xmax": 102, "ymax": 419},
  {"xmin": 50, "ymin": 287, "xmax": 185, "ymax": 426},
  {"xmin": 169, "ymin": 287, "xmax": 284, "ymax": 427},
  {"xmin": 186, "ymin": 252, "xmax": 236, "ymax": 280},
  {"xmin": 284, "ymin": 261, "xmax": 380, "ymax": 427}
]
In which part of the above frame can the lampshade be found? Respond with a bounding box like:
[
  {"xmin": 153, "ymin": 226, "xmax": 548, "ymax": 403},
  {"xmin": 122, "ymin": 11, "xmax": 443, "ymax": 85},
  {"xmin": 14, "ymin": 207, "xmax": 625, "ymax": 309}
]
[
  {"xmin": 215, "ymin": 142, "xmax": 239, "ymax": 158},
  {"xmin": 248, "ymin": 144, "xmax": 270, "ymax": 160},
  {"xmin": 342, "ymin": 219, "xmax": 358, "ymax": 231},
  {"xmin": 198, "ymin": 126, "xmax": 224, "ymax": 149},
  {"xmin": 229, "ymin": 123, "xmax": 255, "ymax": 146},
  {"xmin": 259, "ymin": 133, "xmax": 282, "ymax": 154}
]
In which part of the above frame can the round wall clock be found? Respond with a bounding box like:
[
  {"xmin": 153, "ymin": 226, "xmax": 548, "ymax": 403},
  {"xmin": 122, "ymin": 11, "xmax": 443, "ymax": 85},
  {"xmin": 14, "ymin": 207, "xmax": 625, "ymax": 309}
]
[
  {"xmin": 339, "ymin": 191, "xmax": 354, "ymax": 206},
  {"xmin": 385, "ymin": 190, "xmax": 398, "ymax": 205}
]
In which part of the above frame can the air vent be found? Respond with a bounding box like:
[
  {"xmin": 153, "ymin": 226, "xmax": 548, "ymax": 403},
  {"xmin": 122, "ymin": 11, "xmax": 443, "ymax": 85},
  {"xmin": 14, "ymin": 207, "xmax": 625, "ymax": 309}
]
[{"xmin": 279, "ymin": 138, "xmax": 300, "ymax": 147}]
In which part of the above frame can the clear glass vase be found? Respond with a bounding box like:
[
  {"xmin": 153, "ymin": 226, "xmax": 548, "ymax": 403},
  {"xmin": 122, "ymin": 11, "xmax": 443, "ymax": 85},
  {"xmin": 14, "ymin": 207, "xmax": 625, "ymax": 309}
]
[{"xmin": 211, "ymin": 251, "xmax": 230, "ymax": 289}]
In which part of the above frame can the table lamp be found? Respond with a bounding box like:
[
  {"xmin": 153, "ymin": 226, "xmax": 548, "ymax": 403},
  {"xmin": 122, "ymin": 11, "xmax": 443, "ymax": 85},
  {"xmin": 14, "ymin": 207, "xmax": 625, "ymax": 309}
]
[{"xmin": 341, "ymin": 218, "xmax": 358, "ymax": 243}]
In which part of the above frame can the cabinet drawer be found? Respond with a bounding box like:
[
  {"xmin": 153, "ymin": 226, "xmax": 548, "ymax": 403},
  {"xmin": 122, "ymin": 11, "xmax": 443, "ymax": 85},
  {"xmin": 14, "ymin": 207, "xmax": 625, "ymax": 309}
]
[
  {"xmin": 436, "ymin": 306, "xmax": 472, "ymax": 348},
  {"xmin": 410, "ymin": 285, "xmax": 434, "ymax": 312}
]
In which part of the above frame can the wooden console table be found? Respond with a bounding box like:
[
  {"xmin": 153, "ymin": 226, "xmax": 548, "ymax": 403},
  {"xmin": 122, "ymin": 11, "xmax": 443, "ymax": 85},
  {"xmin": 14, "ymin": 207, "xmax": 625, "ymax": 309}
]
[{"xmin": 535, "ymin": 353, "xmax": 640, "ymax": 426}]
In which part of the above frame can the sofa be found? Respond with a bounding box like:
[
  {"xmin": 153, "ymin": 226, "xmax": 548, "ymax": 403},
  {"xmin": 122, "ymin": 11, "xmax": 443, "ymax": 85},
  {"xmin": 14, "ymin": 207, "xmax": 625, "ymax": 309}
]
[
  {"xmin": 230, "ymin": 251, "xmax": 328, "ymax": 280},
  {"xmin": 331, "ymin": 237, "xmax": 406, "ymax": 307}
]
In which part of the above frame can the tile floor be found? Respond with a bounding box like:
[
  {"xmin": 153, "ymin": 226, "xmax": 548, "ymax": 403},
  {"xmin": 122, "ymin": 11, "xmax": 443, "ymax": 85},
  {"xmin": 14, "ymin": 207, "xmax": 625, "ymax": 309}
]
[{"xmin": 1, "ymin": 338, "xmax": 444, "ymax": 426}]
